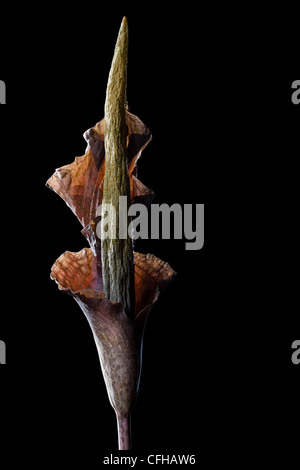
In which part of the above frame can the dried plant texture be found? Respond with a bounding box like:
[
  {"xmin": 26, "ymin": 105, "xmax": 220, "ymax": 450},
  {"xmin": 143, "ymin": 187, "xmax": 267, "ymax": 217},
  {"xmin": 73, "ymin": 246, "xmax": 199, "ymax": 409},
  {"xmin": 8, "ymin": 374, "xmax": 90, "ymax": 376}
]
[
  {"xmin": 102, "ymin": 17, "xmax": 133, "ymax": 315},
  {"xmin": 47, "ymin": 16, "xmax": 176, "ymax": 450},
  {"xmin": 50, "ymin": 249, "xmax": 176, "ymax": 418},
  {"xmin": 46, "ymin": 111, "xmax": 153, "ymax": 227}
]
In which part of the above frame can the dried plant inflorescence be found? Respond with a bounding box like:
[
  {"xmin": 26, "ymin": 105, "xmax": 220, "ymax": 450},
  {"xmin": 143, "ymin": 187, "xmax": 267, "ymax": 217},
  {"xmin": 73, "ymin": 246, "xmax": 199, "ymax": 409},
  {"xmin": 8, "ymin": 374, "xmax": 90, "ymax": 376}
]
[
  {"xmin": 102, "ymin": 17, "xmax": 134, "ymax": 317},
  {"xmin": 47, "ymin": 17, "xmax": 176, "ymax": 450}
]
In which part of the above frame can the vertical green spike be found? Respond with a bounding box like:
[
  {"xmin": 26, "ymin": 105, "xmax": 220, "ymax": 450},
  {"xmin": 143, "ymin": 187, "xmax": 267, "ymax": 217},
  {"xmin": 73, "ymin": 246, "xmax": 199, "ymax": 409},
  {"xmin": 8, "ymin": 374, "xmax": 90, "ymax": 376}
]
[{"xmin": 101, "ymin": 17, "xmax": 135, "ymax": 316}]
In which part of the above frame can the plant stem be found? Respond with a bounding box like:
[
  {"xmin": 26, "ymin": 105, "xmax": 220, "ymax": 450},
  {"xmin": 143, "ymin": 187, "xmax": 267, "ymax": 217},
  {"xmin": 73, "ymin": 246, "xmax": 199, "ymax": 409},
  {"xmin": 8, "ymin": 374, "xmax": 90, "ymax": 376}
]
[{"xmin": 117, "ymin": 414, "xmax": 132, "ymax": 450}]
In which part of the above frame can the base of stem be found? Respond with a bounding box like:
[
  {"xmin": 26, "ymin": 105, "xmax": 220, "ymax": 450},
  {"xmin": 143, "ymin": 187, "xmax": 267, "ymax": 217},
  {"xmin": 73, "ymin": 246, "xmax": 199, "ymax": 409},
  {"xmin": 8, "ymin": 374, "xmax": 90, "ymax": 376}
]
[{"xmin": 116, "ymin": 414, "xmax": 132, "ymax": 450}]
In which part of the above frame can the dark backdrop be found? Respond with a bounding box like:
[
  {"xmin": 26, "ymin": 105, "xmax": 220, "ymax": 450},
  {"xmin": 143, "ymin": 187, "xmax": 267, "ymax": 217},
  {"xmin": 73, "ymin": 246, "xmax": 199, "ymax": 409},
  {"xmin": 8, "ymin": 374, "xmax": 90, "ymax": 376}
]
[{"xmin": 0, "ymin": 6, "xmax": 299, "ymax": 467}]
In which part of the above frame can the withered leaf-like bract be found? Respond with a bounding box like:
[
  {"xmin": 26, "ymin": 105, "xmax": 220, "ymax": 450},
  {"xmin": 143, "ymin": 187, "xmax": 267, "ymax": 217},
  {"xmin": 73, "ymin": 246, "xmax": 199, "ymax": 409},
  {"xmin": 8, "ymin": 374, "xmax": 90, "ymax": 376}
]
[{"xmin": 47, "ymin": 17, "xmax": 176, "ymax": 450}]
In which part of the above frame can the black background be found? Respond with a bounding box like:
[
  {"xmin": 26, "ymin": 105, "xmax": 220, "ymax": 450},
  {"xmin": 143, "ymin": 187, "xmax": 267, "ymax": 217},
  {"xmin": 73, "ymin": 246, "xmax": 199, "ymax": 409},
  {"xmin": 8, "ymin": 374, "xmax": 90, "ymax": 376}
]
[{"xmin": 0, "ymin": 6, "xmax": 299, "ymax": 467}]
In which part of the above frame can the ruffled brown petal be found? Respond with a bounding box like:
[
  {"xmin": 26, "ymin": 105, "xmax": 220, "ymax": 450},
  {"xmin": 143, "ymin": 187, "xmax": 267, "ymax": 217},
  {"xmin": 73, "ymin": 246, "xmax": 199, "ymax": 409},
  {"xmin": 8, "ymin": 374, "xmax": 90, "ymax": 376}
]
[
  {"xmin": 133, "ymin": 253, "xmax": 176, "ymax": 321},
  {"xmin": 50, "ymin": 249, "xmax": 175, "ymax": 321},
  {"xmin": 50, "ymin": 247, "xmax": 103, "ymax": 294},
  {"xmin": 46, "ymin": 149, "xmax": 104, "ymax": 227},
  {"xmin": 46, "ymin": 111, "xmax": 152, "ymax": 227}
]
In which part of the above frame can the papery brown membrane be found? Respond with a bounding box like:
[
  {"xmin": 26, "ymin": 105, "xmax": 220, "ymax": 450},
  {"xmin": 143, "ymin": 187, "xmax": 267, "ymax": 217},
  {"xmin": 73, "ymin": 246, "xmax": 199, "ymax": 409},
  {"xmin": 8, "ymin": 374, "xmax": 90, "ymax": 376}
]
[
  {"xmin": 50, "ymin": 249, "xmax": 176, "ymax": 420},
  {"xmin": 46, "ymin": 111, "xmax": 153, "ymax": 227}
]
